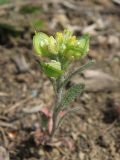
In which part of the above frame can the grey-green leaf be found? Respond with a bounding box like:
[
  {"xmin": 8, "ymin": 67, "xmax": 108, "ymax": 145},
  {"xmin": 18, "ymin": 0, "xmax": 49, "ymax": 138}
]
[
  {"xmin": 62, "ymin": 60, "xmax": 94, "ymax": 87},
  {"xmin": 60, "ymin": 84, "xmax": 85, "ymax": 108},
  {"xmin": 56, "ymin": 106, "xmax": 82, "ymax": 131}
]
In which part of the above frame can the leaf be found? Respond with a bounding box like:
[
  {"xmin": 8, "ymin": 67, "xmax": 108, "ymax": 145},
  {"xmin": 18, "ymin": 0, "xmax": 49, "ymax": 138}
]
[
  {"xmin": 20, "ymin": 5, "xmax": 42, "ymax": 14},
  {"xmin": 59, "ymin": 111, "xmax": 65, "ymax": 118},
  {"xmin": 32, "ymin": 20, "xmax": 44, "ymax": 30},
  {"xmin": 40, "ymin": 114, "xmax": 49, "ymax": 130},
  {"xmin": 41, "ymin": 60, "xmax": 64, "ymax": 78},
  {"xmin": 62, "ymin": 60, "xmax": 94, "ymax": 87},
  {"xmin": 60, "ymin": 84, "xmax": 85, "ymax": 108},
  {"xmin": 38, "ymin": 107, "xmax": 51, "ymax": 130},
  {"xmin": 48, "ymin": 117, "xmax": 53, "ymax": 134},
  {"xmin": 0, "ymin": 0, "xmax": 9, "ymax": 5},
  {"xmin": 39, "ymin": 107, "xmax": 51, "ymax": 117},
  {"xmin": 75, "ymin": 60, "xmax": 95, "ymax": 73},
  {"xmin": 38, "ymin": 107, "xmax": 53, "ymax": 134},
  {"xmin": 56, "ymin": 106, "xmax": 82, "ymax": 133}
]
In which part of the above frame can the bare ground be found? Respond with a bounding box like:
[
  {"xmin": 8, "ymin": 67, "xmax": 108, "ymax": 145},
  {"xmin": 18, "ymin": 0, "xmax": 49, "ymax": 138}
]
[{"xmin": 0, "ymin": 0, "xmax": 120, "ymax": 159}]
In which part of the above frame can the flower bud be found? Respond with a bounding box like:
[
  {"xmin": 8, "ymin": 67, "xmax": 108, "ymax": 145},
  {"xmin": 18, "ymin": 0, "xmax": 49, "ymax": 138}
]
[
  {"xmin": 63, "ymin": 29, "xmax": 73, "ymax": 41},
  {"xmin": 48, "ymin": 36, "xmax": 58, "ymax": 55},
  {"xmin": 33, "ymin": 32, "xmax": 49, "ymax": 57}
]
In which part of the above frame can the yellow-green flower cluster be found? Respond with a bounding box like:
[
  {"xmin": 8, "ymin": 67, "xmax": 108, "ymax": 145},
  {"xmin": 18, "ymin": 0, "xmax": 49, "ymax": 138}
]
[
  {"xmin": 33, "ymin": 29, "xmax": 89, "ymax": 61},
  {"xmin": 33, "ymin": 29, "xmax": 90, "ymax": 78}
]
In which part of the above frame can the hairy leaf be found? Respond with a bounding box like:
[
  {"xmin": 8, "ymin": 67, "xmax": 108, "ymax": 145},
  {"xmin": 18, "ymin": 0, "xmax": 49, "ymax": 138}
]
[
  {"xmin": 62, "ymin": 60, "xmax": 94, "ymax": 87},
  {"xmin": 54, "ymin": 106, "xmax": 83, "ymax": 135},
  {"xmin": 60, "ymin": 84, "xmax": 85, "ymax": 108},
  {"xmin": 41, "ymin": 60, "xmax": 64, "ymax": 78},
  {"xmin": 57, "ymin": 106, "xmax": 82, "ymax": 130}
]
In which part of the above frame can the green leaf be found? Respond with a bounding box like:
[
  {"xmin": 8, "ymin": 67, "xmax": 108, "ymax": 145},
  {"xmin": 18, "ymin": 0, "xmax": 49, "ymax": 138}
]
[
  {"xmin": 40, "ymin": 114, "xmax": 49, "ymax": 130},
  {"xmin": 75, "ymin": 59, "xmax": 94, "ymax": 73},
  {"xmin": 32, "ymin": 20, "xmax": 44, "ymax": 30},
  {"xmin": 56, "ymin": 106, "xmax": 82, "ymax": 131},
  {"xmin": 62, "ymin": 60, "xmax": 94, "ymax": 87},
  {"xmin": 20, "ymin": 5, "xmax": 42, "ymax": 14},
  {"xmin": 60, "ymin": 84, "xmax": 85, "ymax": 108},
  {"xmin": 0, "ymin": 0, "xmax": 9, "ymax": 5},
  {"xmin": 41, "ymin": 60, "xmax": 64, "ymax": 78}
]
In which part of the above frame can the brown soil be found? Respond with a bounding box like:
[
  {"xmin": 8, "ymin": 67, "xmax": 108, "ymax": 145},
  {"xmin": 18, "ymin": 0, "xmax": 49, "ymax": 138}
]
[{"xmin": 0, "ymin": 0, "xmax": 120, "ymax": 160}]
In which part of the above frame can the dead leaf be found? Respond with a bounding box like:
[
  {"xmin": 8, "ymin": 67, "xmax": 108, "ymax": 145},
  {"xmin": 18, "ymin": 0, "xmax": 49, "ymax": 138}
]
[{"xmin": 13, "ymin": 53, "xmax": 29, "ymax": 73}]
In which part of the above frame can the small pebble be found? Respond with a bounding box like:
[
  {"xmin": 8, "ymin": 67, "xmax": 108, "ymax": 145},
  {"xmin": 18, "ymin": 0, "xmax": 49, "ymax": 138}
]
[{"xmin": 79, "ymin": 152, "xmax": 85, "ymax": 160}]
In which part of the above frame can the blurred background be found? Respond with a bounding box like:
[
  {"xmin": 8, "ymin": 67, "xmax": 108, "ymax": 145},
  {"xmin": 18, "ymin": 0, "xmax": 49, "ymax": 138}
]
[{"xmin": 0, "ymin": 0, "xmax": 120, "ymax": 159}]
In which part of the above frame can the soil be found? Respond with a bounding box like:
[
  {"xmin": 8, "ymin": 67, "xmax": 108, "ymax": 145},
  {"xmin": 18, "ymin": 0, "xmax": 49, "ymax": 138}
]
[{"xmin": 0, "ymin": 0, "xmax": 120, "ymax": 160}]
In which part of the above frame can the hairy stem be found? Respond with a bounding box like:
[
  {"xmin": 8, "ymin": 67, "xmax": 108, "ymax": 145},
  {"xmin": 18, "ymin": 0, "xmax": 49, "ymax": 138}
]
[{"xmin": 50, "ymin": 76, "xmax": 64, "ymax": 137}]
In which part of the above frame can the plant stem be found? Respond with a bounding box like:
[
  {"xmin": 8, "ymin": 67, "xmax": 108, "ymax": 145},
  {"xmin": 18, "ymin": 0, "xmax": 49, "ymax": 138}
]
[{"xmin": 50, "ymin": 76, "xmax": 64, "ymax": 138}]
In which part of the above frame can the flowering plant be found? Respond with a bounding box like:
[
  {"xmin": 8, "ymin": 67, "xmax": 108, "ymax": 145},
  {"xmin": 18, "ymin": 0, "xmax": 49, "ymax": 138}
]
[{"xmin": 33, "ymin": 29, "xmax": 94, "ymax": 144}]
